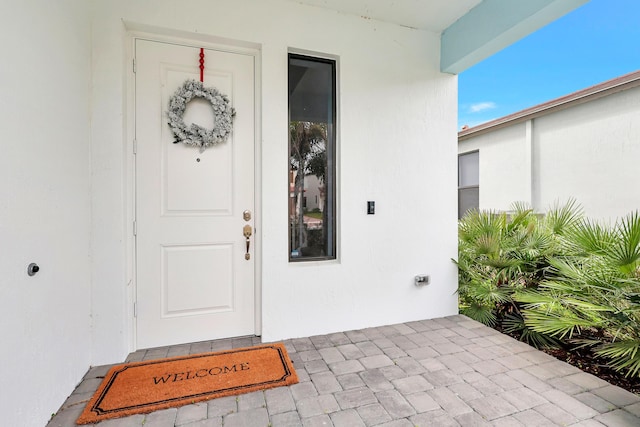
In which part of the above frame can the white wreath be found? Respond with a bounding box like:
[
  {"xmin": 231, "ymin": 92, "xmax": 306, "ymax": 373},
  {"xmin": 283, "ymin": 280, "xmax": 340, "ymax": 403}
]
[{"xmin": 167, "ymin": 80, "xmax": 236, "ymax": 152}]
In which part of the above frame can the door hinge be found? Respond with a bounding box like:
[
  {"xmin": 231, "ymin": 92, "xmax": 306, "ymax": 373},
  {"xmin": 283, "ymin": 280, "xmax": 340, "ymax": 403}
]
[
  {"xmin": 133, "ymin": 221, "xmax": 137, "ymax": 236},
  {"xmin": 133, "ymin": 302, "xmax": 137, "ymax": 317},
  {"xmin": 133, "ymin": 58, "xmax": 136, "ymax": 73},
  {"xmin": 133, "ymin": 139, "xmax": 137, "ymax": 154}
]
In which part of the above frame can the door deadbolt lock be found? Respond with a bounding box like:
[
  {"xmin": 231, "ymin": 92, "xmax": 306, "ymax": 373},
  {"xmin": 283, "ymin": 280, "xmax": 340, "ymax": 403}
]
[{"xmin": 243, "ymin": 210, "xmax": 251, "ymax": 221}]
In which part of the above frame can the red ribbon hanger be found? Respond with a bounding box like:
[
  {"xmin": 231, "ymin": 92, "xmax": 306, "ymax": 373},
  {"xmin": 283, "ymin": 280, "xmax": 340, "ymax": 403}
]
[{"xmin": 199, "ymin": 48, "xmax": 205, "ymax": 82}]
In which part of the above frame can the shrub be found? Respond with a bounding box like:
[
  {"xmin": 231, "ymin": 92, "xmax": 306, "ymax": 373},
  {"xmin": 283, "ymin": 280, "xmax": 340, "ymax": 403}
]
[
  {"xmin": 517, "ymin": 211, "xmax": 640, "ymax": 377},
  {"xmin": 458, "ymin": 201, "xmax": 640, "ymax": 378}
]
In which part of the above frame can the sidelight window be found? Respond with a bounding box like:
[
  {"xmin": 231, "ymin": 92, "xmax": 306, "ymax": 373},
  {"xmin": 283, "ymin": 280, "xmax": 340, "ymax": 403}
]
[{"xmin": 288, "ymin": 53, "xmax": 337, "ymax": 261}]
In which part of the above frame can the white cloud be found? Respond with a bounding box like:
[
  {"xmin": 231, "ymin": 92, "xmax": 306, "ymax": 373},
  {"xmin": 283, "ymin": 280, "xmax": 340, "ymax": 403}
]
[{"xmin": 469, "ymin": 102, "xmax": 496, "ymax": 113}]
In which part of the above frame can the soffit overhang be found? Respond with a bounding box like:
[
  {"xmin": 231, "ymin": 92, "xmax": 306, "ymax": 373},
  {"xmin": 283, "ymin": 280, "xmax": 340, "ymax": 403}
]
[{"xmin": 290, "ymin": 0, "xmax": 589, "ymax": 74}]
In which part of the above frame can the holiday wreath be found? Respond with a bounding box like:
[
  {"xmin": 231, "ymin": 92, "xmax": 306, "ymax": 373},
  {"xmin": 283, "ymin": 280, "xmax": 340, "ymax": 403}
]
[{"xmin": 167, "ymin": 79, "xmax": 236, "ymax": 152}]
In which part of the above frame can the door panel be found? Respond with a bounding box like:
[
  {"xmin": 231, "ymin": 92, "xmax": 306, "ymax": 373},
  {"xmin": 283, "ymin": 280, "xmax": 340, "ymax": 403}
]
[
  {"xmin": 135, "ymin": 39, "xmax": 256, "ymax": 349},
  {"xmin": 161, "ymin": 244, "xmax": 233, "ymax": 316},
  {"xmin": 163, "ymin": 67, "xmax": 234, "ymax": 215}
]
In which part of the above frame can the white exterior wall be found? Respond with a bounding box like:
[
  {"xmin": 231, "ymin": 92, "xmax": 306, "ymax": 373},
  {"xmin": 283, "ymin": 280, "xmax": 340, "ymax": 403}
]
[
  {"xmin": 459, "ymin": 123, "xmax": 530, "ymax": 211},
  {"xmin": 1, "ymin": 1, "xmax": 459, "ymax": 423},
  {"xmin": 533, "ymin": 89, "xmax": 640, "ymax": 221},
  {"xmin": 304, "ymin": 175, "xmax": 323, "ymax": 212},
  {"xmin": 90, "ymin": 0, "xmax": 459, "ymax": 361},
  {"xmin": 459, "ymin": 87, "xmax": 640, "ymax": 221},
  {"xmin": 0, "ymin": 1, "xmax": 92, "ymax": 426}
]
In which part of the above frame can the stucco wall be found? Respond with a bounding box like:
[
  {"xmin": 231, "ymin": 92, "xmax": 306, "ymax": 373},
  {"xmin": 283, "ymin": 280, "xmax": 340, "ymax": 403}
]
[
  {"xmin": 90, "ymin": 0, "xmax": 459, "ymax": 362},
  {"xmin": 459, "ymin": 86, "xmax": 640, "ymax": 221},
  {"xmin": 459, "ymin": 123, "xmax": 530, "ymax": 211},
  {"xmin": 533, "ymin": 89, "xmax": 640, "ymax": 221},
  {"xmin": 0, "ymin": 1, "xmax": 92, "ymax": 426}
]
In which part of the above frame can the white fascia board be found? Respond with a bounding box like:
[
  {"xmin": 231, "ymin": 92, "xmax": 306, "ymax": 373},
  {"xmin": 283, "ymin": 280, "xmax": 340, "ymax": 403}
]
[{"xmin": 441, "ymin": 0, "xmax": 589, "ymax": 74}]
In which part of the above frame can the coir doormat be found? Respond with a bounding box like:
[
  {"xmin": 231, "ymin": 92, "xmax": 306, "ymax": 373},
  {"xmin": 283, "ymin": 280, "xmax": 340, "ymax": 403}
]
[{"xmin": 76, "ymin": 343, "xmax": 298, "ymax": 424}]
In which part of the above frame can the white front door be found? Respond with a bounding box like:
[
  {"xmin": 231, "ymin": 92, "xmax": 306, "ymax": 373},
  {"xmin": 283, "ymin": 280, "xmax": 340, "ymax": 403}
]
[{"xmin": 134, "ymin": 39, "xmax": 256, "ymax": 349}]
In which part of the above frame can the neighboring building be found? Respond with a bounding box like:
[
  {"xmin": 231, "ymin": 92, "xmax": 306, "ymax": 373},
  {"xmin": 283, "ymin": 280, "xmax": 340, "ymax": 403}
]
[
  {"xmin": 0, "ymin": 1, "xmax": 585, "ymax": 425},
  {"xmin": 458, "ymin": 70, "xmax": 640, "ymax": 221},
  {"xmin": 303, "ymin": 174, "xmax": 324, "ymax": 213}
]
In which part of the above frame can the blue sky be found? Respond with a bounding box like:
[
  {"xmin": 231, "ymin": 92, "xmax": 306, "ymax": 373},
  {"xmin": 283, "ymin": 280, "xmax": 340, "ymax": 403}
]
[{"xmin": 458, "ymin": 0, "xmax": 640, "ymax": 129}]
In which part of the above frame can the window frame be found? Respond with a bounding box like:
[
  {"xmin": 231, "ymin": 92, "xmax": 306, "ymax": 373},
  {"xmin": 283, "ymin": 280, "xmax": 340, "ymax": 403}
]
[
  {"xmin": 288, "ymin": 52, "xmax": 338, "ymax": 262},
  {"xmin": 458, "ymin": 150, "xmax": 479, "ymax": 219}
]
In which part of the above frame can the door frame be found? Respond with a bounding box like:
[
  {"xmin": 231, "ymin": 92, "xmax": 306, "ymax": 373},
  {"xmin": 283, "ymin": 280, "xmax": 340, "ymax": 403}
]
[{"xmin": 125, "ymin": 25, "xmax": 262, "ymax": 351}]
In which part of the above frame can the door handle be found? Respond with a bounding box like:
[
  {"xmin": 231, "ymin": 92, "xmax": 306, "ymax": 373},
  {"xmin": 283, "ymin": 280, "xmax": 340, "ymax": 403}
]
[{"xmin": 243, "ymin": 224, "xmax": 252, "ymax": 260}]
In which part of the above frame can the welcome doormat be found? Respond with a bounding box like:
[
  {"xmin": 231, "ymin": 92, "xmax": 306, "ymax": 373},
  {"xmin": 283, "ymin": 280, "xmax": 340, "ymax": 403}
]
[{"xmin": 76, "ymin": 343, "xmax": 298, "ymax": 424}]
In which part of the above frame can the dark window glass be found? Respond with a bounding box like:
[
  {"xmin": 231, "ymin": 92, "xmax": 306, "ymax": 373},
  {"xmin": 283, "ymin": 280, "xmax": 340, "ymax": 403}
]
[
  {"xmin": 288, "ymin": 54, "xmax": 336, "ymax": 261},
  {"xmin": 458, "ymin": 151, "xmax": 479, "ymax": 219}
]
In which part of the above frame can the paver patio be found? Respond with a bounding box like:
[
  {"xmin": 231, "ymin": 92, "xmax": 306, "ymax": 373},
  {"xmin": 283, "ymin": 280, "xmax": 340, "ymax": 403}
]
[{"xmin": 47, "ymin": 315, "xmax": 640, "ymax": 426}]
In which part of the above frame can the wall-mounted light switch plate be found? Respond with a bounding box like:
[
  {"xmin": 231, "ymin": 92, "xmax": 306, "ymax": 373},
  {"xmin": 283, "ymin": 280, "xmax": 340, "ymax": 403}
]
[{"xmin": 367, "ymin": 201, "xmax": 375, "ymax": 215}]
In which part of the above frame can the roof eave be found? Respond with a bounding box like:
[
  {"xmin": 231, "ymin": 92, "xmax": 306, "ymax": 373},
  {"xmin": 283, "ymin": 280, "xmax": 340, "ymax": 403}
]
[
  {"xmin": 441, "ymin": 0, "xmax": 588, "ymax": 74},
  {"xmin": 459, "ymin": 70, "xmax": 640, "ymax": 141}
]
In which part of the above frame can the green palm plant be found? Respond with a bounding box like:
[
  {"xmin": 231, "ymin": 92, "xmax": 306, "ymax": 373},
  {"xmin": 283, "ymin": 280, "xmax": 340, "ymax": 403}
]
[
  {"xmin": 460, "ymin": 201, "xmax": 640, "ymax": 376},
  {"xmin": 502, "ymin": 313, "xmax": 560, "ymax": 348},
  {"xmin": 543, "ymin": 198, "xmax": 584, "ymax": 236},
  {"xmin": 458, "ymin": 208, "xmax": 518, "ymax": 326},
  {"xmin": 457, "ymin": 202, "xmax": 576, "ymax": 344},
  {"xmin": 457, "ymin": 200, "xmax": 587, "ymax": 348},
  {"xmin": 518, "ymin": 211, "xmax": 640, "ymax": 377}
]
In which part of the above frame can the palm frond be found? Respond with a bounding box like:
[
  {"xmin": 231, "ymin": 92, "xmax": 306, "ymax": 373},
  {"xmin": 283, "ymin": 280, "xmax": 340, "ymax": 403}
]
[
  {"xmin": 475, "ymin": 234, "xmax": 500, "ymax": 256},
  {"xmin": 568, "ymin": 218, "xmax": 617, "ymax": 256},
  {"xmin": 594, "ymin": 339, "xmax": 640, "ymax": 378},
  {"xmin": 510, "ymin": 201, "xmax": 532, "ymax": 214},
  {"xmin": 608, "ymin": 211, "xmax": 640, "ymax": 274},
  {"xmin": 545, "ymin": 257, "xmax": 590, "ymax": 283},
  {"xmin": 472, "ymin": 279, "xmax": 513, "ymax": 304},
  {"xmin": 460, "ymin": 303, "xmax": 497, "ymax": 327},
  {"xmin": 459, "ymin": 210, "xmax": 505, "ymax": 244},
  {"xmin": 521, "ymin": 229, "xmax": 553, "ymax": 257},
  {"xmin": 544, "ymin": 199, "xmax": 583, "ymax": 235},
  {"xmin": 503, "ymin": 313, "xmax": 560, "ymax": 349},
  {"xmin": 515, "ymin": 290, "xmax": 563, "ymax": 309},
  {"xmin": 571, "ymin": 338, "xmax": 603, "ymax": 350},
  {"xmin": 539, "ymin": 279, "xmax": 611, "ymax": 300},
  {"xmin": 506, "ymin": 202, "xmax": 534, "ymax": 234},
  {"xmin": 522, "ymin": 309, "xmax": 598, "ymax": 339},
  {"xmin": 482, "ymin": 257, "xmax": 521, "ymax": 270}
]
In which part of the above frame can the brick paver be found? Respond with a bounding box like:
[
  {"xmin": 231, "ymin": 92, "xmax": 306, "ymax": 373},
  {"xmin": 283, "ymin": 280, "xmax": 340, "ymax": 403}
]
[{"xmin": 48, "ymin": 315, "xmax": 640, "ymax": 426}]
